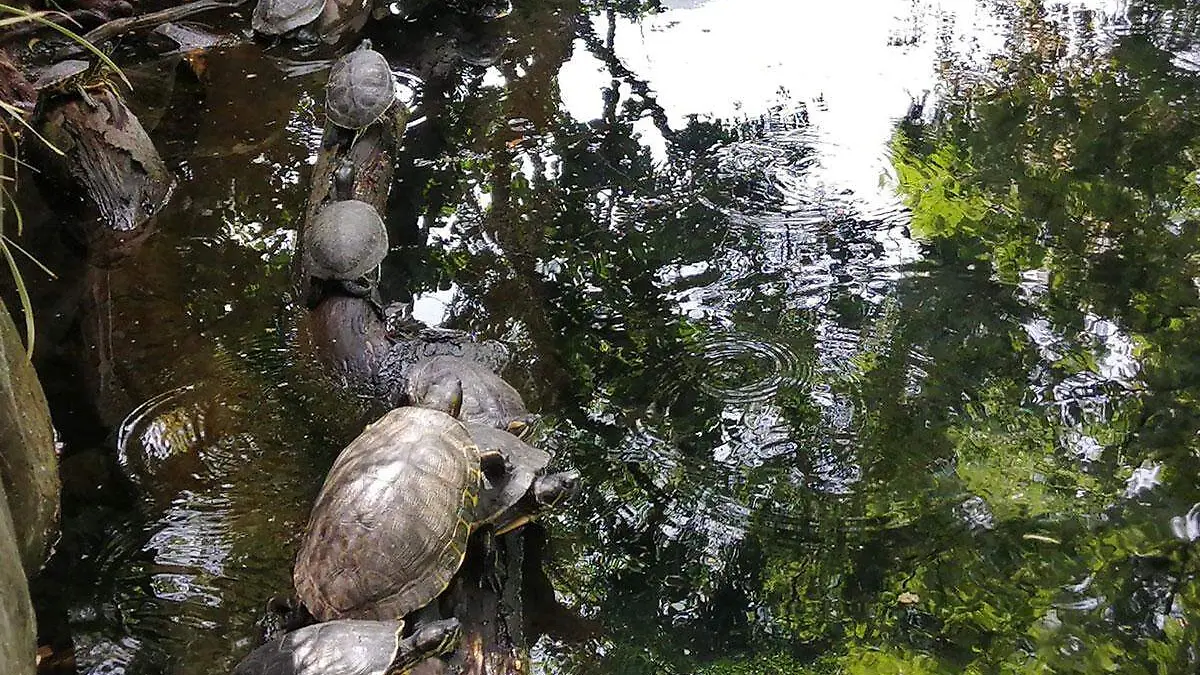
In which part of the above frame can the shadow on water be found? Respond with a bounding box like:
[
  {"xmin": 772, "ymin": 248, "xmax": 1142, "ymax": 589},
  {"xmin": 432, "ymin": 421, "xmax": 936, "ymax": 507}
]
[{"xmin": 12, "ymin": 0, "xmax": 1200, "ymax": 673}]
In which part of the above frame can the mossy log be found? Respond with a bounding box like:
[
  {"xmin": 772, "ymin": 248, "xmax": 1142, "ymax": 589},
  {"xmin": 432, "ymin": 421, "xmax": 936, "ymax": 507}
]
[
  {"xmin": 0, "ymin": 299, "xmax": 60, "ymax": 573},
  {"xmin": 0, "ymin": 480, "xmax": 37, "ymax": 675}
]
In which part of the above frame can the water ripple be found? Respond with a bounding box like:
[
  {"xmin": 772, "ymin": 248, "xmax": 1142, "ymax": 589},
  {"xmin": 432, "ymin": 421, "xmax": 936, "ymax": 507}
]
[{"xmin": 694, "ymin": 332, "xmax": 810, "ymax": 404}]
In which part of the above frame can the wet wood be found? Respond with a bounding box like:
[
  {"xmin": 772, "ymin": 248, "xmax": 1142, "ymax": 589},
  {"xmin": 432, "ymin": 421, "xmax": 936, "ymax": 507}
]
[
  {"xmin": 31, "ymin": 88, "xmax": 174, "ymax": 267},
  {"xmin": 78, "ymin": 0, "xmax": 248, "ymax": 48},
  {"xmin": 297, "ymin": 294, "xmax": 391, "ymax": 395}
]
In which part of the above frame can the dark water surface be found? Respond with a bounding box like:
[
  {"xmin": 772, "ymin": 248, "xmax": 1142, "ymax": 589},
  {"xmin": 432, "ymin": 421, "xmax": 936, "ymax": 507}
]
[{"xmin": 15, "ymin": 0, "xmax": 1200, "ymax": 672}]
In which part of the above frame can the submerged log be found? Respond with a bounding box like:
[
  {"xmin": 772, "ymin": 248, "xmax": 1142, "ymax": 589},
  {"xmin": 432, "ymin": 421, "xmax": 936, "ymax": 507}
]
[
  {"xmin": 30, "ymin": 88, "xmax": 174, "ymax": 267},
  {"xmin": 0, "ymin": 299, "xmax": 61, "ymax": 574}
]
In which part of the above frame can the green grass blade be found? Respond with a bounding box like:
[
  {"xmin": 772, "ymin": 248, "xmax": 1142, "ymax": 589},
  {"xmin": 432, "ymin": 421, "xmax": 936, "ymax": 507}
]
[
  {"xmin": 0, "ymin": 238, "xmax": 36, "ymax": 357},
  {"xmin": 0, "ymin": 3, "xmax": 132, "ymax": 90},
  {"xmin": 2, "ymin": 234, "xmax": 56, "ymax": 279}
]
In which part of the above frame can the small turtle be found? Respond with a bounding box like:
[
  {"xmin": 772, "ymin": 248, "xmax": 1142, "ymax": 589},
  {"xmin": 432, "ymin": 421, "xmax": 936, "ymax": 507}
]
[
  {"xmin": 293, "ymin": 407, "xmax": 483, "ymax": 621},
  {"xmin": 302, "ymin": 199, "xmax": 388, "ymax": 305},
  {"xmin": 466, "ymin": 422, "xmax": 580, "ymax": 534},
  {"xmin": 233, "ymin": 618, "xmax": 461, "ymax": 675},
  {"xmin": 31, "ymin": 59, "xmax": 124, "ymax": 121},
  {"xmin": 406, "ymin": 355, "xmax": 538, "ymax": 437},
  {"xmin": 324, "ymin": 40, "xmax": 396, "ymax": 149},
  {"xmin": 251, "ymin": 0, "xmax": 325, "ymax": 38},
  {"xmin": 33, "ymin": 60, "xmax": 91, "ymax": 93}
]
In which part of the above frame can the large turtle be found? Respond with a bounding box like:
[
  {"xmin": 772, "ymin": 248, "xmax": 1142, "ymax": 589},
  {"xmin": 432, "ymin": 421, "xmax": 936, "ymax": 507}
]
[
  {"xmin": 302, "ymin": 199, "xmax": 388, "ymax": 305},
  {"xmin": 293, "ymin": 406, "xmax": 484, "ymax": 621},
  {"xmin": 324, "ymin": 40, "xmax": 396, "ymax": 149},
  {"xmin": 233, "ymin": 618, "xmax": 461, "ymax": 675},
  {"xmin": 251, "ymin": 0, "xmax": 325, "ymax": 37},
  {"xmin": 466, "ymin": 422, "xmax": 579, "ymax": 534},
  {"xmin": 406, "ymin": 355, "xmax": 538, "ymax": 437}
]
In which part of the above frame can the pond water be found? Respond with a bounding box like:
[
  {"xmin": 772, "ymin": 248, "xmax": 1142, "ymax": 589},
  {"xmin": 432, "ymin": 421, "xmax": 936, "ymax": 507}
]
[{"xmin": 15, "ymin": 0, "xmax": 1200, "ymax": 672}]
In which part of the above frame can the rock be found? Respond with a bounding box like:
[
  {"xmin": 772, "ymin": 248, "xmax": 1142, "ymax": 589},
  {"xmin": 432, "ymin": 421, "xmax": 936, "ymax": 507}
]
[
  {"xmin": 0, "ymin": 299, "xmax": 61, "ymax": 572},
  {"xmin": 0, "ymin": 480, "xmax": 37, "ymax": 675}
]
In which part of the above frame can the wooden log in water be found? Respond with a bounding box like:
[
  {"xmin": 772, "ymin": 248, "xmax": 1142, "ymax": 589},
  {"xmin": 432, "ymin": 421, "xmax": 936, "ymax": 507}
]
[
  {"xmin": 30, "ymin": 88, "xmax": 174, "ymax": 267},
  {"xmin": 0, "ymin": 479, "xmax": 37, "ymax": 675},
  {"xmin": 0, "ymin": 298, "xmax": 61, "ymax": 574}
]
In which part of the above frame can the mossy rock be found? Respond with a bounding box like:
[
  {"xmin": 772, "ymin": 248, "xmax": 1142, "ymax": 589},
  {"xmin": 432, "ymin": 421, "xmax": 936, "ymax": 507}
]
[
  {"xmin": 0, "ymin": 299, "xmax": 60, "ymax": 572},
  {"xmin": 0, "ymin": 479, "xmax": 37, "ymax": 675}
]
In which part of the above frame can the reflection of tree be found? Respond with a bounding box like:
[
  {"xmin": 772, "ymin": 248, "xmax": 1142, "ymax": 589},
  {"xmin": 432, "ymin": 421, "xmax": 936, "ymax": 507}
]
[
  {"xmin": 884, "ymin": 0, "xmax": 1200, "ymax": 672},
  {"xmin": 388, "ymin": 0, "xmax": 1200, "ymax": 671}
]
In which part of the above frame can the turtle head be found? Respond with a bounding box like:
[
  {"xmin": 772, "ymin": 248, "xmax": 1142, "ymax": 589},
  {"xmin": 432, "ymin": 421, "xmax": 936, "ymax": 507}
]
[
  {"xmin": 429, "ymin": 377, "xmax": 464, "ymax": 419},
  {"xmin": 392, "ymin": 618, "xmax": 462, "ymax": 672},
  {"xmin": 533, "ymin": 470, "xmax": 580, "ymax": 509},
  {"xmin": 506, "ymin": 414, "xmax": 540, "ymax": 439}
]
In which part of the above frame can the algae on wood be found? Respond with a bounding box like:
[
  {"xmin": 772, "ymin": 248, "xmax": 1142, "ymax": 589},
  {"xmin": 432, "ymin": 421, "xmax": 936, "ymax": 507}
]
[
  {"xmin": 0, "ymin": 298, "xmax": 61, "ymax": 572},
  {"xmin": 0, "ymin": 480, "xmax": 37, "ymax": 675}
]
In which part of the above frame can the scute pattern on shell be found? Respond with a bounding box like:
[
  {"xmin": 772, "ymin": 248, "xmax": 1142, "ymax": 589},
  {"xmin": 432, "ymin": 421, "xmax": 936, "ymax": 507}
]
[
  {"xmin": 252, "ymin": 0, "xmax": 325, "ymax": 36},
  {"xmin": 294, "ymin": 407, "xmax": 480, "ymax": 622},
  {"xmin": 232, "ymin": 620, "xmax": 402, "ymax": 675},
  {"xmin": 325, "ymin": 46, "xmax": 395, "ymax": 130},
  {"xmin": 303, "ymin": 199, "xmax": 387, "ymax": 281},
  {"xmin": 406, "ymin": 356, "xmax": 535, "ymax": 432}
]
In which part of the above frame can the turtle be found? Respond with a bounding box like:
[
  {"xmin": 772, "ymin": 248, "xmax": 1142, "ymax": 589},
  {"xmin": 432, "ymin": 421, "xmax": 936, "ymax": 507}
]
[
  {"xmin": 31, "ymin": 59, "xmax": 125, "ymax": 122},
  {"xmin": 251, "ymin": 0, "xmax": 325, "ymax": 38},
  {"xmin": 324, "ymin": 40, "xmax": 396, "ymax": 150},
  {"xmin": 302, "ymin": 199, "xmax": 388, "ymax": 306},
  {"xmin": 465, "ymin": 422, "xmax": 580, "ymax": 534},
  {"xmin": 232, "ymin": 618, "xmax": 461, "ymax": 675},
  {"xmin": 293, "ymin": 406, "xmax": 486, "ymax": 621},
  {"xmin": 405, "ymin": 355, "xmax": 539, "ymax": 437}
]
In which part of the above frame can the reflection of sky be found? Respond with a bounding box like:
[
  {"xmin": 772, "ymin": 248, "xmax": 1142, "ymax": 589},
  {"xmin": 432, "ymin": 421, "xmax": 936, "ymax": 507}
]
[{"xmin": 557, "ymin": 0, "xmax": 1001, "ymax": 202}]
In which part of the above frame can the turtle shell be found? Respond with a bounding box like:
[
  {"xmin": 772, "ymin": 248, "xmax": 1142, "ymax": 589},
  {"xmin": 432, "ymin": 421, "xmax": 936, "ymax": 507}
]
[
  {"xmin": 232, "ymin": 620, "xmax": 403, "ymax": 675},
  {"xmin": 325, "ymin": 44, "xmax": 395, "ymax": 130},
  {"xmin": 293, "ymin": 407, "xmax": 481, "ymax": 621},
  {"xmin": 33, "ymin": 60, "xmax": 90, "ymax": 90},
  {"xmin": 465, "ymin": 422, "xmax": 550, "ymax": 525},
  {"xmin": 252, "ymin": 0, "xmax": 325, "ymax": 35},
  {"xmin": 406, "ymin": 356, "xmax": 536, "ymax": 435},
  {"xmin": 302, "ymin": 199, "xmax": 387, "ymax": 281}
]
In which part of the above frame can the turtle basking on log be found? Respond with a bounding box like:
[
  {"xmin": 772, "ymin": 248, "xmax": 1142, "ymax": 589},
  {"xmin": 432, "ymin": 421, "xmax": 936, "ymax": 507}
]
[
  {"xmin": 465, "ymin": 422, "xmax": 579, "ymax": 534},
  {"xmin": 323, "ymin": 40, "xmax": 398, "ymax": 151},
  {"xmin": 233, "ymin": 618, "xmax": 461, "ymax": 675},
  {"xmin": 406, "ymin": 356, "xmax": 539, "ymax": 437},
  {"xmin": 292, "ymin": 401, "xmax": 577, "ymax": 624},
  {"xmin": 301, "ymin": 199, "xmax": 388, "ymax": 308},
  {"xmin": 293, "ymin": 406, "xmax": 488, "ymax": 622}
]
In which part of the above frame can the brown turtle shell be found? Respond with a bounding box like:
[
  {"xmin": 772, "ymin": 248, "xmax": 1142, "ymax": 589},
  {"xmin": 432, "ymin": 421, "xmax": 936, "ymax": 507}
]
[
  {"xmin": 325, "ymin": 42, "xmax": 395, "ymax": 130},
  {"xmin": 293, "ymin": 407, "xmax": 480, "ymax": 621},
  {"xmin": 406, "ymin": 356, "xmax": 537, "ymax": 435},
  {"xmin": 252, "ymin": 0, "xmax": 325, "ymax": 36}
]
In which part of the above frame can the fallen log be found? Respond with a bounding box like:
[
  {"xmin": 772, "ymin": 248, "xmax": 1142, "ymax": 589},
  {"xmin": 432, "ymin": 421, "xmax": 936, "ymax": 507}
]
[{"xmin": 29, "ymin": 87, "xmax": 174, "ymax": 267}]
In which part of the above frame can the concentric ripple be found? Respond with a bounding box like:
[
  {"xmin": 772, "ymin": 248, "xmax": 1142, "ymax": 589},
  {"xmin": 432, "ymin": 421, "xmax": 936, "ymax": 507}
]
[{"xmin": 694, "ymin": 333, "xmax": 811, "ymax": 404}]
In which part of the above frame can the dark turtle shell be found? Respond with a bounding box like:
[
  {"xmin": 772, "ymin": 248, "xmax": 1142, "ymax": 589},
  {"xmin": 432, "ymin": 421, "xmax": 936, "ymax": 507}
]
[
  {"xmin": 252, "ymin": 0, "xmax": 325, "ymax": 35},
  {"xmin": 293, "ymin": 407, "xmax": 480, "ymax": 621},
  {"xmin": 325, "ymin": 42, "xmax": 395, "ymax": 130},
  {"xmin": 465, "ymin": 422, "xmax": 550, "ymax": 525},
  {"xmin": 233, "ymin": 618, "xmax": 461, "ymax": 675},
  {"xmin": 406, "ymin": 356, "xmax": 537, "ymax": 435},
  {"xmin": 302, "ymin": 199, "xmax": 387, "ymax": 281},
  {"xmin": 33, "ymin": 60, "xmax": 90, "ymax": 90}
]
